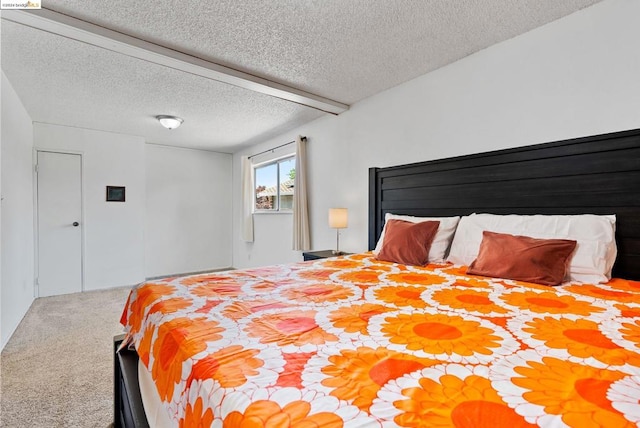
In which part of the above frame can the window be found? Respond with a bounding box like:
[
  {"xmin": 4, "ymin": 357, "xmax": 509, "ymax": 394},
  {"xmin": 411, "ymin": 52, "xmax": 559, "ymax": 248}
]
[{"xmin": 254, "ymin": 156, "xmax": 295, "ymax": 212}]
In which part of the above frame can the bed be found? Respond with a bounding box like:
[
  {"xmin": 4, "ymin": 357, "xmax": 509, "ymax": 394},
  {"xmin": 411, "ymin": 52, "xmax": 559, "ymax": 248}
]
[{"xmin": 114, "ymin": 128, "xmax": 640, "ymax": 427}]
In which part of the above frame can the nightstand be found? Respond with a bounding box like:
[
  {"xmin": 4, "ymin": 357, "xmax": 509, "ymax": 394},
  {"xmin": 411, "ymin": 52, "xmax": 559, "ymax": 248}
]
[{"xmin": 302, "ymin": 250, "xmax": 351, "ymax": 261}]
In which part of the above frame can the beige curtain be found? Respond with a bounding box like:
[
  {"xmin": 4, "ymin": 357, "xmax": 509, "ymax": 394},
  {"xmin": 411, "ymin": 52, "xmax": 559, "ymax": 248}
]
[
  {"xmin": 241, "ymin": 155, "xmax": 254, "ymax": 242},
  {"xmin": 292, "ymin": 136, "xmax": 311, "ymax": 250}
]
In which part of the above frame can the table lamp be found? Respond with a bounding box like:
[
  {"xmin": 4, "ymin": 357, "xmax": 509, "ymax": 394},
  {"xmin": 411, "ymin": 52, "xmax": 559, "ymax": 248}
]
[{"xmin": 329, "ymin": 208, "xmax": 348, "ymax": 255}]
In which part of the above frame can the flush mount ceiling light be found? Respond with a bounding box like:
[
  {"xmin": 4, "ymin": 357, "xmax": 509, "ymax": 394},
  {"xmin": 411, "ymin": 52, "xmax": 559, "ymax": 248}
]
[{"xmin": 156, "ymin": 115, "xmax": 184, "ymax": 130}]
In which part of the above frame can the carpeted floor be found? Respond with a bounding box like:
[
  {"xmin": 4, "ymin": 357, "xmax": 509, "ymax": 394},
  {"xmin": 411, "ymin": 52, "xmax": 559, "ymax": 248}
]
[{"xmin": 1, "ymin": 286, "xmax": 132, "ymax": 427}]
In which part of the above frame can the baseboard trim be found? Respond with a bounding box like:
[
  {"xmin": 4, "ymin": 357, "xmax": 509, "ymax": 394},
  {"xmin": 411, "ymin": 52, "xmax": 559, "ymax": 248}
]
[{"xmin": 145, "ymin": 267, "xmax": 234, "ymax": 281}]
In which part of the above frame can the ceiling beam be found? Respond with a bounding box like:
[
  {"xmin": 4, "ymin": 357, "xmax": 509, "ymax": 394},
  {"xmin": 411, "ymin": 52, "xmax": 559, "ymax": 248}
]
[{"xmin": 2, "ymin": 9, "xmax": 349, "ymax": 115}]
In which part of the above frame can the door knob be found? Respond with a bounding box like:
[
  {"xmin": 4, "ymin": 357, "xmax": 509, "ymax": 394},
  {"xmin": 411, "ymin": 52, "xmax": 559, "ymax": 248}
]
[{"xmin": 72, "ymin": 222, "xmax": 79, "ymax": 227}]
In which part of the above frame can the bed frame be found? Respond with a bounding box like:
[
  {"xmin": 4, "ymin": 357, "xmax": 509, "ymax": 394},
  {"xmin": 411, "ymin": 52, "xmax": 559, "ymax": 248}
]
[
  {"xmin": 114, "ymin": 334, "xmax": 149, "ymax": 428},
  {"xmin": 369, "ymin": 128, "xmax": 640, "ymax": 280},
  {"xmin": 115, "ymin": 127, "xmax": 640, "ymax": 427}
]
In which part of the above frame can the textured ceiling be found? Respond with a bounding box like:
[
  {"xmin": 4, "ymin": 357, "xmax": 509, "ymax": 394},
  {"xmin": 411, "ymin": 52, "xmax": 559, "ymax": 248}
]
[{"xmin": 1, "ymin": 0, "xmax": 601, "ymax": 152}]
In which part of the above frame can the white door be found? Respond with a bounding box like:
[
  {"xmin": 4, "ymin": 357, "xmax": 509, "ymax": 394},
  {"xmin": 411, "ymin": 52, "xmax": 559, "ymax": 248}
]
[{"xmin": 37, "ymin": 151, "xmax": 83, "ymax": 297}]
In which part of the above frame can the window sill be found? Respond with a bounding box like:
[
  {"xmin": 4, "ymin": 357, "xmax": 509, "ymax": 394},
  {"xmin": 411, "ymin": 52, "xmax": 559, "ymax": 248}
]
[{"xmin": 253, "ymin": 211, "xmax": 293, "ymax": 215}]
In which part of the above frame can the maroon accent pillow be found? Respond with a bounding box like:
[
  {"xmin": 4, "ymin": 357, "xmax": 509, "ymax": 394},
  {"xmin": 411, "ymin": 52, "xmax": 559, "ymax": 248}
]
[
  {"xmin": 467, "ymin": 231, "xmax": 577, "ymax": 286},
  {"xmin": 376, "ymin": 219, "xmax": 440, "ymax": 266}
]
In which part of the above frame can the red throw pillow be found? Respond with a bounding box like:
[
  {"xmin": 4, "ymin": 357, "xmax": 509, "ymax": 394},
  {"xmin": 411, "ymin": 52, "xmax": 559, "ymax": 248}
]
[
  {"xmin": 467, "ymin": 231, "xmax": 577, "ymax": 286},
  {"xmin": 376, "ymin": 219, "xmax": 440, "ymax": 266}
]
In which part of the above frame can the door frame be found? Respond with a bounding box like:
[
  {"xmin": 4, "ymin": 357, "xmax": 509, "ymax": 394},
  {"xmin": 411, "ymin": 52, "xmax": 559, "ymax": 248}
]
[{"xmin": 33, "ymin": 149, "xmax": 86, "ymax": 297}]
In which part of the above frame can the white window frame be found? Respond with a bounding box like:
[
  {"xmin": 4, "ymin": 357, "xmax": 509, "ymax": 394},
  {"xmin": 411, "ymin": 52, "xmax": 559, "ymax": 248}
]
[{"xmin": 253, "ymin": 154, "xmax": 295, "ymax": 213}]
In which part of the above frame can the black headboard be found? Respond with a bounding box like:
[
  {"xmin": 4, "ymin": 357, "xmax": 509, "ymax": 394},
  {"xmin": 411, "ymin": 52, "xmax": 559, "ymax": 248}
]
[{"xmin": 369, "ymin": 128, "xmax": 640, "ymax": 280}]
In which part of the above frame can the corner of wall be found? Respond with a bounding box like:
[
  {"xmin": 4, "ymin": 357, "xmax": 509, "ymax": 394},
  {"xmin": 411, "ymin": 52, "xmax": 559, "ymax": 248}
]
[{"xmin": 1, "ymin": 71, "xmax": 36, "ymax": 351}]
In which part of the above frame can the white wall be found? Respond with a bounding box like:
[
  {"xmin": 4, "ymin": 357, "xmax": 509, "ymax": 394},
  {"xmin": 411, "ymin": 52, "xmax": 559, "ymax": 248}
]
[
  {"xmin": 145, "ymin": 144, "xmax": 232, "ymax": 277},
  {"xmin": 1, "ymin": 71, "xmax": 35, "ymax": 349},
  {"xmin": 0, "ymin": 20, "xmax": 3, "ymax": 353},
  {"xmin": 232, "ymin": 0, "xmax": 640, "ymax": 269},
  {"xmin": 34, "ymin": 123, "xmax": 146, "ymax": 291}
]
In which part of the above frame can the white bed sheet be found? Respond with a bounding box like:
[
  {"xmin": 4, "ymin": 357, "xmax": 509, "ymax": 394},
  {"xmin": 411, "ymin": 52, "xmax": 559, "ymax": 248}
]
[{"xmin": 138, "ymin": 359, "xmax": 173, "ymax": 428}]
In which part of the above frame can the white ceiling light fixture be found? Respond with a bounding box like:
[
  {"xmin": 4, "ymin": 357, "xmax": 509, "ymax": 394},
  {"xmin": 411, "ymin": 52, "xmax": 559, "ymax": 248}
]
[{"xmin": 156, "ymin": 115, "xmax": 183, "ymax": 130}]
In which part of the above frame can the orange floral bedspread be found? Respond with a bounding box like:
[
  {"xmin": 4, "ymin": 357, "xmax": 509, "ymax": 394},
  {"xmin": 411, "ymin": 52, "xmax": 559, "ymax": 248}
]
[{"xmin": 121, "ymin": 253, "xmax": 640, "ymax": 427}]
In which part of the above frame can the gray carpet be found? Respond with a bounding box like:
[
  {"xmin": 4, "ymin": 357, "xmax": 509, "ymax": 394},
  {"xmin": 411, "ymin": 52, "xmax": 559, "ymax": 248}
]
[{"xmin": 1, "ymin": 286, "xmax": 132, "ymax": 427}]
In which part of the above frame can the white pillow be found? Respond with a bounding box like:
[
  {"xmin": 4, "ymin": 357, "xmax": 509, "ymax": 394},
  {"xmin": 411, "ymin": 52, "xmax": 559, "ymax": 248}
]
[
  {"xmin": 374, "ymin": 214, "xmax": 460, "ymax": 263},
  {"xmin": 447, "ymin": 213, "xmax": 617, "ymax": 284}
]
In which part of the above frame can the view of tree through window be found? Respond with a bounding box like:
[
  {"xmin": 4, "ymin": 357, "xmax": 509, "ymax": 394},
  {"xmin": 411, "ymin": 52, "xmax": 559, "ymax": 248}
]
[{"xmin": 255, "ymin": 156, "xmax": 295, "ymax": 211}]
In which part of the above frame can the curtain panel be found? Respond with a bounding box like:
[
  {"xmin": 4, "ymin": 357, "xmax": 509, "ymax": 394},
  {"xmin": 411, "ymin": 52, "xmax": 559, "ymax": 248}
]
[
  {"xmin": 241, "ymin": 155, "xmax": 254, "ymax": 242},
  {"xmin": 292, "ymin": 136, "xmax": 310, "ymax": 250}
]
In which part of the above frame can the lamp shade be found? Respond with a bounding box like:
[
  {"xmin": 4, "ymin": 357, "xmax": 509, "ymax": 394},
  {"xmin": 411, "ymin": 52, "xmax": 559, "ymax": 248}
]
[
  {"xmin": 156, "ymin": 115, "xmax": 183, "ymax": 130},
  {"xmin": 329, "ymin": 208, "xmax": 348, "ymax": 229}
]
